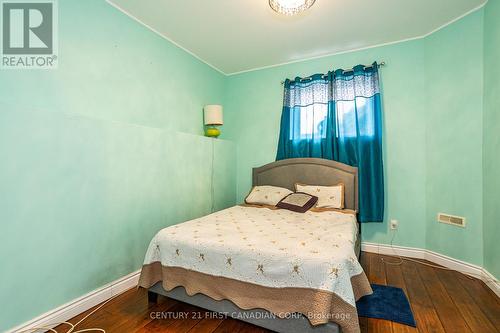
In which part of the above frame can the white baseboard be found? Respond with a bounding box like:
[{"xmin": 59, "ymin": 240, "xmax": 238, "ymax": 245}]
[
  {"xmin": 6, "ymin": 269, "xmax": 141, "ymax": 333},
  {"xmin": 361, "ymin": 242, "xmax": 500, "ymax": 298},
  {"xmin": 482, "ymin": 269, "xmax": 500, "ymax": 298},
  {"xmin": 362, "ymin": 242, "xmax": 426, "ymax": 260}
]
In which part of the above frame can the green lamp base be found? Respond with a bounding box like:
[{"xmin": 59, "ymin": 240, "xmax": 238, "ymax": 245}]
[{"xmin": 205, "ymin": 126, "xmax": 221, "ymax": 138}]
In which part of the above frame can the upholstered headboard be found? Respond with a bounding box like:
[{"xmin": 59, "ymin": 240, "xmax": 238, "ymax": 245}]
[{"xmin": 252, "ymin": 158, "xmax": 359, "ymax": 212}]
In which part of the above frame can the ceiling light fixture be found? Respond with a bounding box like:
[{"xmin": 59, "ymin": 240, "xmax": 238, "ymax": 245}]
[{"xmin": 269, "ymin": 0, "xmax": 316, "ymax": 15}]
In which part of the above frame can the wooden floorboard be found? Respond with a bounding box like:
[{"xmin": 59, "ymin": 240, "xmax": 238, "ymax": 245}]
[
  {"xmin": 400, "ymin": 260, "xmax": 446, "ymax": 333},
  {"xmin": 366, "ymin": 252, "xmax": 393, "ymax": 333},
  {"xmin": 187, "ymin": 317, "xmax": 224, "ymax": 333},
  {"xmin": 455, "ymin": 272, "xmax": 500, "ymax": 329},
  {"xmin": 53, "ymin": 252, "xmax": 499, "ymax": 333},
  {"xmin": 358, "ymin": 252, "xmax": 370, "ymax": 333},
  {"xmin": 436, "ymin": 269, "xmax": 498, "ymax": 333},
  {"xmin": 382, "ymin": 255, "xmax": 416, "ymax": 333},
  {"xmin": 212, "ymin": 318, "xmax": 249, "ymax": 333},
  {"xmin": 416, "ymin": 263, "xmax": 471, "ymax": 333}
]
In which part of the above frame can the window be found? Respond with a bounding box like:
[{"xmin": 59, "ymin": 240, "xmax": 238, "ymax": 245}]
[
  {"xmin": 291, "ymin": 103, "xmax": 328, "ymax": 140},
  {"xmin": 290, "ymin": 97, "xmax": 373, "ymax": 140},
  {"xmin": 336, "ymin": 97, "xmax": 374, "ymax": 138}
]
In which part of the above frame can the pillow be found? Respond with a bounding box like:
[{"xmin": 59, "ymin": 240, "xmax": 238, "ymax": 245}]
[
  {"xmin": 295, "ymin": 183, "xmax": 345, "ymax": 209},
  {"xmin": 245, "ymin": 185, "xmax": 293, "ymax": 206},
  {"xmin": 276, "ymin": 192, "xmax": 318, "ymax": 213}
]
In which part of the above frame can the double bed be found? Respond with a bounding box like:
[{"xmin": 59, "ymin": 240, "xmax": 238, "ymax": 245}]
[{"xmin": 138, "ymin": 158, "xmax": 371, "ymax": 333}]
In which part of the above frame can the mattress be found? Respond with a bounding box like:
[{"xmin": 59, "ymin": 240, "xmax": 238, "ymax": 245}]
[{"xmin": 138, "ymin": 205, "xmax": 372, "ymax": 333}]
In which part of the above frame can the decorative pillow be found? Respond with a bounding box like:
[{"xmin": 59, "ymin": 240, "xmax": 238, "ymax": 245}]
[
  {"xmin": 295, "ymin": 183, "xmax": 345, "ymax": 209},
  {"xmin": 245, "ymin": 186, "xmax": 293, "ymax": 206},
  {"xmin": 276, "ymin": 192, "xmax": 318, "ymax": 213}
]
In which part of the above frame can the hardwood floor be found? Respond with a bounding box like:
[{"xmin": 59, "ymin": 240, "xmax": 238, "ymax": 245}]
[{"xmin": 54, "ymin": 252, "xmax": 500, "ymax": 333}]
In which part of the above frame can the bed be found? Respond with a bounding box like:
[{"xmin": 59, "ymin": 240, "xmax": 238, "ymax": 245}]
[{"xmin": 138, "ymin": 158, "xmax": 371, "ymax": 333}]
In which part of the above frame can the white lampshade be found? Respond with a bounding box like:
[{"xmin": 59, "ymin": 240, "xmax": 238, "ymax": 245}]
[{"xmin": 204, "ymin": 105, "xmax": 223, "ymax": 126}]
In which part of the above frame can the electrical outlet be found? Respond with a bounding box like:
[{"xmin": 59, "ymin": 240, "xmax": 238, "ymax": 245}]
[{"xmin": 390, "ymin": 219, "xmax": 399, "ymax": 230}]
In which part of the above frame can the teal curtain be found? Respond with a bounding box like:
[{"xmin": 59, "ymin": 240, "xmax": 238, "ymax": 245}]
[{"xmin": 276, "ymin": 62, "xmax": 384, "ymax": 222}]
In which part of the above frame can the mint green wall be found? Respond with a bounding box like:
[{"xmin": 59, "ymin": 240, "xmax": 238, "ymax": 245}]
[
  {"xmin": 483, "ymin": 0, "xmax": 500, "ymax": 278},
  {"xmin": 0, "ymin": 1, "xmax": 226, "ymax": 134},
  {"xmin": 0, "ymin": 0, "xmax": 235, "ymax": 331},
  {"xmin": 224, "ymin": 40, "xmax": 428, "ymax": 249},
  {"xmin": 424, "ymin": 10, "xmax": 484, "ymax": 265}
]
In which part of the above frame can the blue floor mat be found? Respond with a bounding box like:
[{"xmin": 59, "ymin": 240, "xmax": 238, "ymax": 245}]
[{"xmin": 356, "ymin": 284, "xmax": 416, "ymax": 327}]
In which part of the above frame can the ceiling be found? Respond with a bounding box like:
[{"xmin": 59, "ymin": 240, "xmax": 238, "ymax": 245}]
[{"xmin": 107, "ymin": 0, "xmax": 486, "ymax": 75}]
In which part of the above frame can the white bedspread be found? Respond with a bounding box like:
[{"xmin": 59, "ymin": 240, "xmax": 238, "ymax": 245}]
[{"xmin": 143, "ymin": 205, "xmax": 362, "ymax": 307}]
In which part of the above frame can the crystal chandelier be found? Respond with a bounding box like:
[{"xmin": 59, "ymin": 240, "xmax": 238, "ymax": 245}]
[{"xmin": 269, "ymin": 0, "xmax": 316, "ymax": 15}]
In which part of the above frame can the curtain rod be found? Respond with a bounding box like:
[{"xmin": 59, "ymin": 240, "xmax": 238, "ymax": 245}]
[{"xmin": 280, "ymin": 61, "xmax": 386, "ymax": 85}]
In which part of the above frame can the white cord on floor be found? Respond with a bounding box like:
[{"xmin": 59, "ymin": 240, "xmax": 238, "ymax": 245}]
[
  {"xmin": 379, "ymin": 228, "xmax": 499, "ymax": 285},
  {"xmin": 15, "ymin": 292, "xmax": 123, "ymax": 333}
]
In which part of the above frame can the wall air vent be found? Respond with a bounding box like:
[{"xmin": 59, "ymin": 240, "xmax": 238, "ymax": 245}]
[{"xmin": 437, "ymin": 213, "xmax": 466, "ymax": 227}]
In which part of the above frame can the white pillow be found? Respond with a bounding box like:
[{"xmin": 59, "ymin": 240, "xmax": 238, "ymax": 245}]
[
  {"xmin": 245, "ymin": 186, "xmax": 293, "ymax": 206},
  {"xmin": 295, "ymin": 183, "xmax": 345, "ymax": 209}
]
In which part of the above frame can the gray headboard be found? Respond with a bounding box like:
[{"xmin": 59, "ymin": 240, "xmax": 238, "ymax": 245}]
[{"xmin": 252, "ymin": 158, "xmax": 358, "ymax": 212}]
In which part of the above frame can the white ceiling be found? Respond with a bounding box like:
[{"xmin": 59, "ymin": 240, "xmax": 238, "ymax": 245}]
[{"xmin": 107, "ymin": 0, "xmax": 486, "ymax": 75}]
